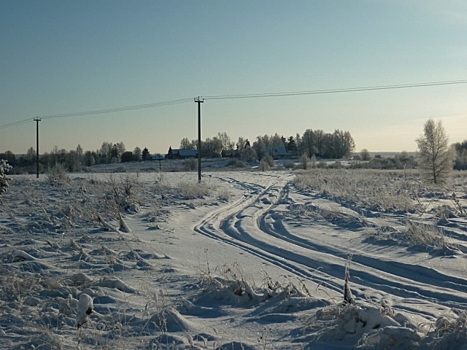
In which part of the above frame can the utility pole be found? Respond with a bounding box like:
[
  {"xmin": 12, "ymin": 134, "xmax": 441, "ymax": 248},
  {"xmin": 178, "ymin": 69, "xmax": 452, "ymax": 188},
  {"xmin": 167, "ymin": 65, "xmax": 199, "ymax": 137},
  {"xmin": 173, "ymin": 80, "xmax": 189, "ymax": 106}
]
[
  {"xmin": 194, "ymin": 97, "xmax": 204, "ymax": 183},
  {"xmin": 33, "ymin": 118, "xmax": 41, "ymax": 178}
]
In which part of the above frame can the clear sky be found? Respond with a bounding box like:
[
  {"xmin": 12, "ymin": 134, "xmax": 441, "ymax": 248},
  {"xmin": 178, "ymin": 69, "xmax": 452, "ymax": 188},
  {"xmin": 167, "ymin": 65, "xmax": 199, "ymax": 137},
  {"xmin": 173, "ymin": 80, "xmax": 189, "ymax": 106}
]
[{"xmin": 1, "ymin": 0, "xmax": 466, "ymax": 155}]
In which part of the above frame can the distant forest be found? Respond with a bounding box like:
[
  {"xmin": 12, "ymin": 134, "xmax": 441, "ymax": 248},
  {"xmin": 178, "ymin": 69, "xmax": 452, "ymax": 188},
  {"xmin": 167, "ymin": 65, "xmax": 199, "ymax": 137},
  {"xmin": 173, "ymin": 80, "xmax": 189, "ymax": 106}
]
[
  {"xmin": 177, "ymin": 129, "xmax": 355, "ymax": 160},
  {"xmin": 1, "ymin": 128, "xmax": 467, "ymax": 174}
]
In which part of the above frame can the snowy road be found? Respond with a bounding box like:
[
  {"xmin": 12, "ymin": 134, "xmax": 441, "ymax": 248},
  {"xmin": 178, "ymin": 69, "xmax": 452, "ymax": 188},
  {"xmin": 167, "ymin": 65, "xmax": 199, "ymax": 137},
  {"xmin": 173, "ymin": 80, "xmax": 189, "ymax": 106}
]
[{"xmin": 194, "ymin": 172, "xmax": 467, "ymax": 317}]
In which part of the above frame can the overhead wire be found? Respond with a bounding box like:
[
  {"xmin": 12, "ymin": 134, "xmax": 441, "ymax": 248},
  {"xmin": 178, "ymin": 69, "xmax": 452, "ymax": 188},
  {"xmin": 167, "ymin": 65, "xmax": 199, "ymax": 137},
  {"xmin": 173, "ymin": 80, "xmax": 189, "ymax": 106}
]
[
  {"xmin": 0, "ymin": 118, "xmax": 34, "ymax": 130},
  {"xmin": 39, "ymin": 97, "xmax": 193, "ymax": 120},
  {"xmin": 0, "ymin": 97, "xmax": 192, "ymax": 130},
  {"xmin": 1, "ymin": 79, "xmax": 466, "ymax": 131},
  {"xmin": 204, "ymin": 79, "xmax": 467, "ymax": 100}
]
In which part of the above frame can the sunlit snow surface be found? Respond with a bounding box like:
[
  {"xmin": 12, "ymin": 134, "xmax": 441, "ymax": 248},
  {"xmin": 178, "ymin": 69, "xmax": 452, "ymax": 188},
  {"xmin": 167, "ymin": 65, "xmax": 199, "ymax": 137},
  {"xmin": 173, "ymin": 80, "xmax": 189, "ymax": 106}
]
[{"xmin": 1, "ymin": 163, "xmax": 467, "ymax": 349}]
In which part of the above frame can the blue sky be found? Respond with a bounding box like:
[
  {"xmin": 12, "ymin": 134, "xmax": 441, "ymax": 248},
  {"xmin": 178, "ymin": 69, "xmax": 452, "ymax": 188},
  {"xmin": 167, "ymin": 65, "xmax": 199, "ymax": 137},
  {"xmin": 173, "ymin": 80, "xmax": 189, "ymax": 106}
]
[{"xmin": 1, "ymin": 0, "xmax": 466, "ymax": 155}]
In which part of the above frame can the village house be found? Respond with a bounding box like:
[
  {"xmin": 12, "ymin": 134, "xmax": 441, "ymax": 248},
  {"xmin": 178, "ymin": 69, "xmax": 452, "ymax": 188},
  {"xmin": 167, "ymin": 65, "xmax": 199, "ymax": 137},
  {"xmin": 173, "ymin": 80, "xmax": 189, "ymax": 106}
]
[
  {"xmin": 265, "ymin": 146, "xmax": 289, "ymax": 159},
  {"xmin": 166, "ymin": 147, "xmax": 198, "ymax": 159}
]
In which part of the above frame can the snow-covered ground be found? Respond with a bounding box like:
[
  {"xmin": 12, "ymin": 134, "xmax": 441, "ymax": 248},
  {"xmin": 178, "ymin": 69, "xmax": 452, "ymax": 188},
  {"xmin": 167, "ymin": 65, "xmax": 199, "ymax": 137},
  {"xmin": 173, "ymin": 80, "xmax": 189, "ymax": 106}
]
[{"xmin": 1, "ymin": 166, "xmax": 467, "ymax": 349}]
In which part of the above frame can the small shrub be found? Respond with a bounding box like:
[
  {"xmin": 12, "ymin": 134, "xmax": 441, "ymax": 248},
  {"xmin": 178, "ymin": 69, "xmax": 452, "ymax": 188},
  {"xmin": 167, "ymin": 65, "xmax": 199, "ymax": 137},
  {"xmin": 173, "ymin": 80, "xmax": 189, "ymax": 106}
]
[
  {"xmin": 241, "ymin": 147, "xmax": 257, "ymax": 162},
  {"xmin": 263, "ymin": 154, "xmax": 274, "ymax": 167},
  {"xmin": 259, "ymin": 159, "xmax": 270, "ymax": 171},
  {"xmin": 107, "ymin": 174, "xmax": 139, "ymax": 211},
  {"xmin": 310, "ymin": 155, "xmax": 317, "ymax": 168},
  {"xmin": 284, "ymin": 161, "xmax": 295, "ymax": 169},
  {"xmin": 328, "ymin": 160, "xmax": 342, "ymax": 169},
  {"xmin": 227, "ymin": 159, "xmax": 247, "ymax": 168},
  {"xmin": 317, "ymin": 161, "xmax": 327, "ymax": 168},
  {"xmin": 217, "ymin": 188, "xmax": 231, "ymax": 201},
  {"xmin": 47, "ymin": 164, "xmax": 70, "ymax": 186},
  {"xmin": 300, "ymin": 153, "xmax": 309, "ymax": 170},
  {"xmin": 404, "ymin": 219, "xmax": 448, "ymax": 248},
  {"xmin": 177, "ymin": 181, "xmax": 211, "ymax": 199},
  {"xmin": 0, "ymin": 159, "xmax": 12, "ymax": 195}
]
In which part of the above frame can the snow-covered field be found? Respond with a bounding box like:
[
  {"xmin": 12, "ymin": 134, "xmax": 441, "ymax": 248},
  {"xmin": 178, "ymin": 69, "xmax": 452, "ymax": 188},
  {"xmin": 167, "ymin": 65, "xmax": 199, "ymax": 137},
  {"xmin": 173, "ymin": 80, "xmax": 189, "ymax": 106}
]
[{"xmin": 1, "ymin": 166, "xmax": 467, "ymax": 349}]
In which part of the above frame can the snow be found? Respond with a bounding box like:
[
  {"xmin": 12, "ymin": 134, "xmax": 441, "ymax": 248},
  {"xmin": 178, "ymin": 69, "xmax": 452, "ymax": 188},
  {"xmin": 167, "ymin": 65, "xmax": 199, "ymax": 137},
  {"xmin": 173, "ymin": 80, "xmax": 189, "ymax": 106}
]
[{"xmin": 0, "ymin": 165, "xmax": 467, "ymax": 349}]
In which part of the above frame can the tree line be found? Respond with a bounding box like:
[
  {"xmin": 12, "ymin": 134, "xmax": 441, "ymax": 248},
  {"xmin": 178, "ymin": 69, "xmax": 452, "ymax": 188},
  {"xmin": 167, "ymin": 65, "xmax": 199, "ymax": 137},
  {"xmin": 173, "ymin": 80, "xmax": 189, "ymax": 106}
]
[
  {"xmin": 2, "ymin": 121, "xmax": 465, "ymax": 177},
  {"xmin": 178, "ymin": 129, "xmax": 356, "ymax": 161},
  {"xmin": 0, "ymin": 142, "xmax": 153, "ymax": 174}
]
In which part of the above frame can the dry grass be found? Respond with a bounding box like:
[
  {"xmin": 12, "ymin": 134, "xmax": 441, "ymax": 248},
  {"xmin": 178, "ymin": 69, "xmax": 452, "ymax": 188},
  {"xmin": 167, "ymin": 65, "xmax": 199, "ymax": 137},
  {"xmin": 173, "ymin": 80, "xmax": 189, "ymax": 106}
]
[
  {"xmin": 175, "ymin": 181, "xmax": 212, "ymax": 199},
  {"xmin": 293, "ymin": 169, "xmax": 423, "ymax": 213}
]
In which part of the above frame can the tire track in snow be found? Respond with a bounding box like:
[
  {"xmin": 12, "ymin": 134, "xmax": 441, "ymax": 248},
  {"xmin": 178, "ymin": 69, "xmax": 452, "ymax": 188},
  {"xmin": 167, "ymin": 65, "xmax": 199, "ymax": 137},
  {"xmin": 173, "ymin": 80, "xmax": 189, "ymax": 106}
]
[
  {"xmin": 257, "ymin": 183, "xmax": 467, "ymax": 308},
  {"xmin": 195, "ymin": 173, "xmax": 467, "ymax": 310},
  {"xmin": 193, "ymin": 174, "xmax": 343, "ymax": 294}
]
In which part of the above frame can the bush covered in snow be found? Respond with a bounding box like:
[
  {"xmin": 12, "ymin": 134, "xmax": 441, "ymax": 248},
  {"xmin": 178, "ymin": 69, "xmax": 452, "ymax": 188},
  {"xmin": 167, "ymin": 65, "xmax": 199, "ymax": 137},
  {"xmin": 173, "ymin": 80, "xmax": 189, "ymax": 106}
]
[
  {"xmin": 46, "ymin": 164, "xmax": 70, "ymax": 186},
  {"xmin": 0, "ymin": 159, "xmax": 12, "ymax": 195}
]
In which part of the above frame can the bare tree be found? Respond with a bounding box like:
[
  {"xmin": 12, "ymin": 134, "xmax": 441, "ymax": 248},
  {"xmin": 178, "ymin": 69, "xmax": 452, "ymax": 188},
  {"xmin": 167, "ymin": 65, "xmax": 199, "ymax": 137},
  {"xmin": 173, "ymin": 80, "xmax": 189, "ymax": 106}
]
[
  {"xmin": 217, "ymin": 132, "xmax": 234, "ymax": 151},
  {"xmin": 180, "ymin": 137, "xmax": 194, "ymax": 150},
  {"xmin": 416, "ymin": 119, "xmax": 455, "ymax": 185}
]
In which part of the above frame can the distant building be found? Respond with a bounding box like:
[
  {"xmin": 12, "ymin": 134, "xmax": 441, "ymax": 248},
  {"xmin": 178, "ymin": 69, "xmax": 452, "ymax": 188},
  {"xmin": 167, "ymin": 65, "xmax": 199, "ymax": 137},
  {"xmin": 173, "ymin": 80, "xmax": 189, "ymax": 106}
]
[
  {"xmin": 265, "ymin": 146, "xmax": 289, "ymax": 159},
  {"xmin": 166, "ymin": 147, "xmax": 198, "ymax": 159},
  {"xmin": 151, "ymin": 154, "xmax": 165, "ymax": 161},
  {"xmin": 221, "ymin": 149, "xmax": 240, "ymax": 158}
]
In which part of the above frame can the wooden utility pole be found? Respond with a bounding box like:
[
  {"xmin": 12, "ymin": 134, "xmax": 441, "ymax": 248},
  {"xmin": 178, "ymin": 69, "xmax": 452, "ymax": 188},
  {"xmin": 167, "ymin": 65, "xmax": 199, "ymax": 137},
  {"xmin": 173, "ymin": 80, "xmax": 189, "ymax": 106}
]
[
  {"xmin": 33, "ymin": 118, "xmax": 41, "ymax": 178},
  {"xmin": 194, "ymin": 97, "xmax": 204, "ymax": 183}
]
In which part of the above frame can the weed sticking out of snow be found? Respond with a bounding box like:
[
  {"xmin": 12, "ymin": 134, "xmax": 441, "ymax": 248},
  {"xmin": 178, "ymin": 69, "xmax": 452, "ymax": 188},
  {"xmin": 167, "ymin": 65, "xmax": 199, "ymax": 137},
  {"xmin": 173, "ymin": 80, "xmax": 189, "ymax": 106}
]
[
  {"xmin": 195, "ymin": 262, "xmax": 314, "ymax": 309},
  {"xmin": 418, "ymin": 311, "xmax": 467, "ymax": 349},
  {"xmin": 404, "ymin": 219, "xmax": 450, "ymax": 249}
]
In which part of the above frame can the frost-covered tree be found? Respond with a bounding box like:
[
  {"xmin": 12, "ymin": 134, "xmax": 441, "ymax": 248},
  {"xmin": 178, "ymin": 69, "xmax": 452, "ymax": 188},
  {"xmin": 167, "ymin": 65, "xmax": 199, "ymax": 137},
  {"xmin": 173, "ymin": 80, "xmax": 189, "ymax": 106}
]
[
  {"xmin": 270, "ymin": 133, "xmax": 283, "ymax": 147},
  {"xmin": 241, "ymin": 147, "xmax": 257, "ymax": 162},
  {"xmin": 83, "ymin": 151, "xmax": 95, "ymax": 166},
  {"xmin": 180, "ymin": 137, "xmax": 194, "ymax": 150},
  {"xmin": 111, "ymin": 144, "xmax": 119, "ymax": 162},
  {"xmin": 100, "ymin": 142, "xmax": 113, "ymax": 164},
  {"xmin": 26, "ymin": 147, "xmax": 36, "ymax": 166},
  {"xmin": 116, "ymin": 142, "xmax": 125, "ymax": 157},
  {"xmin": 217, "ymin": 132, "xmax": 234, "ymax": 151},
  {"xmin": 0, "ymin": 151, "xmax": 16, "ymax": 167},
  {"xmin": 360, "ymin": 149, "xmax": 371, "ymax": 161},
  {"xmin": 416, "ymin": 119, "xmax": 455, "ymax": 185},
  {"xmin": 65, "ymin": 150, "xmax": 80, "ymax": 172},
  {"xmin": 110, "ymin": 142, "xmax": 125, "ymax": 163},
  {"xmin": 302, "ymin": 129, "xmax": 317, "ymax": 157},
  {"xmin": 236, "ymin": 137, "xmax": 247, "ymax": 152},
  {"xmin": 300, "ymin": 153, "xmax": 309, "ymax": 170},
  {"xmin": 314, "ymin": 129, "xmax": 326, "ymax": 157},
  {"xmin": 76, "ymin": 144, "xmax": 83, "ymax": 165},
  {"xmin": 253, "ymin": 137, "xmax": 267, "ymax": 160},
  {"xmin": 202, "ymin": 137, "xmax": 223, "ymax": 158},
  {"xmin": 453, "ymin": 140, "xmax": 467, "ymax": 170},
  {"xmin": 133, "ymin": 147, "xmax": 142, "ymax": 161}
]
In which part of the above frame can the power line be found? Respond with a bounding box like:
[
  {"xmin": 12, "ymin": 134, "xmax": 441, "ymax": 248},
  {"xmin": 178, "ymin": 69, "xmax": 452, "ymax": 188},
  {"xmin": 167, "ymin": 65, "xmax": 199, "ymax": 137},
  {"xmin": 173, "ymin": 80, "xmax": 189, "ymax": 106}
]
[
  {"xmin": 1, "ymin": 79, "xmax": 466, "ymax": 130},
  {"xmin": 39, "ymin": 98, "xmax": 193, "ymax": 120},
  {"xmin": 204, "ymin": 79, "xmax": 467, "ymax": 100},
  {"xmin": 0, "ymin": 98, "xmax": 193, "ymax": 130},
  {"xmin": 0, "ymin": 118, "xmax": 33, "ymax": 130}
]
